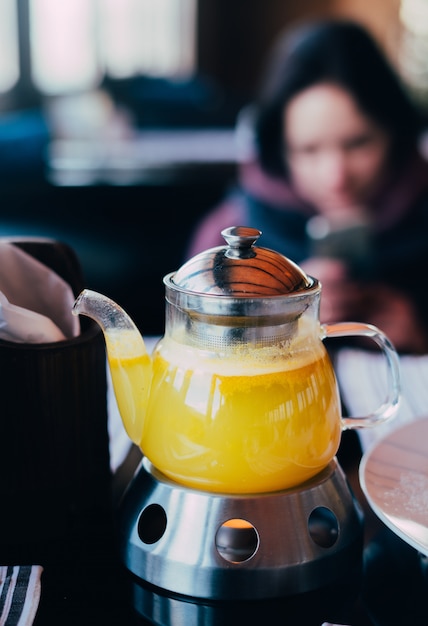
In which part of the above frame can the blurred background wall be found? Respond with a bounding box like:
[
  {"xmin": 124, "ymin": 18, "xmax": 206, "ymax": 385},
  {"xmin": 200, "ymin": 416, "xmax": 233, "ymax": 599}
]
[{"xmin": 197, "ymin": 0, "xmax": 402, "ymax": 101}]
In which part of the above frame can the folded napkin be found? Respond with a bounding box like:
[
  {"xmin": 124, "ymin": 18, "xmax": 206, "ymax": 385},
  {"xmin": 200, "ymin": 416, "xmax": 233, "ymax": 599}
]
[
  {"xmin": 0, "ymin": 566, "xmax": 43, "ymax": 626},
  {"xmin": 336, "ymin": 348, "xmax": 428, "ymax": 453},
  {"xmin": 0, "ymin": 242, "xmax": 79, "ymax": 343}
]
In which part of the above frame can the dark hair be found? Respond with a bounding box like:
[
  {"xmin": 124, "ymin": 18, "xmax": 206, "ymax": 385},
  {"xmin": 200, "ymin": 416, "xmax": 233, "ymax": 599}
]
[{"xmin": 255, "ymin": 19, "xmax": 425, "ymax": 177}]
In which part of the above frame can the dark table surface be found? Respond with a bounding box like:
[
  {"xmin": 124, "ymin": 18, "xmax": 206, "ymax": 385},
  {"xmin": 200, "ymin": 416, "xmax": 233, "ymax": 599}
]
[{"xmin": 12, "ymin": 434, "xmax": 428, "ymax": 626}]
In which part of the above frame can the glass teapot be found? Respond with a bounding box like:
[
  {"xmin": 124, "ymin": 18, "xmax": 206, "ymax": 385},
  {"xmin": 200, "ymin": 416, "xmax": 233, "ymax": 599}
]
[{"xmin": 72, "ymin": 227, "xmax": 400, "ymax": 494}]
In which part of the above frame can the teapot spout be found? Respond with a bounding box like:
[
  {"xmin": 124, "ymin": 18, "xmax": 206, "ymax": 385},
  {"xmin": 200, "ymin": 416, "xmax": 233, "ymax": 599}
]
[{"xmin": 72, "ymin": 289, "xmax": 152, "ymax": 447}]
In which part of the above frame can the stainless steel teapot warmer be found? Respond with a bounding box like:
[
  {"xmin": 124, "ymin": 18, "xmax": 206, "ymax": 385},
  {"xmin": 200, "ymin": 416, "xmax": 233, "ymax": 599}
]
[{"xmin": 117, "ymin": 457, "xmax": 364, "ymax": 625}]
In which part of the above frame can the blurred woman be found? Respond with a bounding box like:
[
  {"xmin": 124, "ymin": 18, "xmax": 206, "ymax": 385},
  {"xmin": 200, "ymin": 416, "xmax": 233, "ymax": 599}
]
[{"xmin": 187, "ymin": 19, "xmax": 428, "ymax": 354}]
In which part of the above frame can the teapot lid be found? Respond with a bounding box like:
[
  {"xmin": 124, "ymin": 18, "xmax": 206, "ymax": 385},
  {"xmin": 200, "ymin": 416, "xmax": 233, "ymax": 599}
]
[{"xmin": 172, "ymin": 226, "xmax": 313, "ymax": 296}]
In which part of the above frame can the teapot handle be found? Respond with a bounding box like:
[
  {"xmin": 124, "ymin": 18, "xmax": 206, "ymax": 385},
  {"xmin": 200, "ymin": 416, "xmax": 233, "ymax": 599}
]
[{"xmin": 320, "ymin": 322, "xmax": 401, "ymax": 429}]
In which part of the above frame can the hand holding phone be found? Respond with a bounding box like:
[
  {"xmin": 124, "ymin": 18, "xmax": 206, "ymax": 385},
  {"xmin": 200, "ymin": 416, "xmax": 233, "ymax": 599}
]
[{"xmin": 306, "ymin": 215, "xmax": 372, "ymax": 275}]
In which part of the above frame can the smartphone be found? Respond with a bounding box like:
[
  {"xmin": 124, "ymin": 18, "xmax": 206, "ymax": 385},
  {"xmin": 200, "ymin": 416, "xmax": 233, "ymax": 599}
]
[{"xmin": 306, "ymin": 216, "xmax": 372, "ymax": 274}]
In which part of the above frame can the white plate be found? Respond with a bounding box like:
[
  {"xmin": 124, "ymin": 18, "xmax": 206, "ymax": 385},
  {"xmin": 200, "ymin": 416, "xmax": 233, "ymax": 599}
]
[{"xmin": 360, "ymin": 417, "xmax": 428, "ymax": 555}]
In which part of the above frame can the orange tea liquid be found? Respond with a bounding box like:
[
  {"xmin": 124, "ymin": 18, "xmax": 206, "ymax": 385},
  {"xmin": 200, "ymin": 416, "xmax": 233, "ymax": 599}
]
[
  {"xmin": 105, "ymin": 330, "xmax": 153, "ymax": 445},
  {"xmin": 137, "ymin": 339, "xmax": 342, "ymax": 494}
]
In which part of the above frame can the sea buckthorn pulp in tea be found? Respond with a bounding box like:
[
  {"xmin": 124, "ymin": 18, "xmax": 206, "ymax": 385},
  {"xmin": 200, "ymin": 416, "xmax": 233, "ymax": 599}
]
[{"xmin": 108, "ymin": 322, "xmax": 342, "ymax": 494}]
